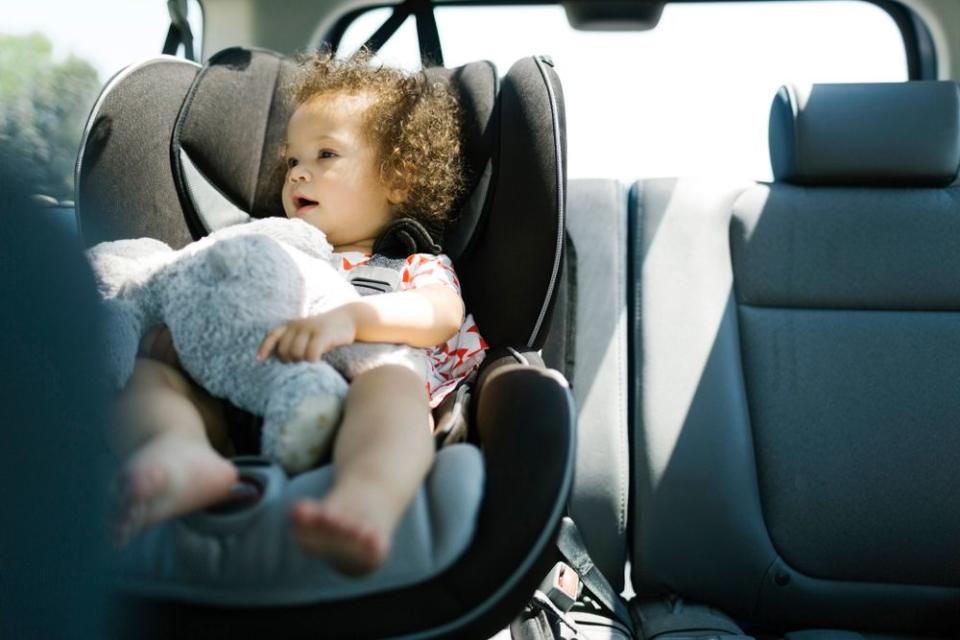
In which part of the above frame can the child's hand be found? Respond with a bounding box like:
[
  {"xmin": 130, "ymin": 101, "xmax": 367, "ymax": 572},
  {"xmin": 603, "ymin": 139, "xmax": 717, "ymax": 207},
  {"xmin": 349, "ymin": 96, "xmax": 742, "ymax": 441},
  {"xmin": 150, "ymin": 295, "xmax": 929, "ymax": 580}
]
[{"xmin": 257, "ymin": 306, "xmax": 358, "ymax": 363}]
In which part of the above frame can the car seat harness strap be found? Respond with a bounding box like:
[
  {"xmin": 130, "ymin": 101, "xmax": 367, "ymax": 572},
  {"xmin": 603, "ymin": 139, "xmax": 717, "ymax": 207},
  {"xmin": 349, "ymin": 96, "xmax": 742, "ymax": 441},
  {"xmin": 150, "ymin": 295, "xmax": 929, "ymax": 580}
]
[{"xmin": 346, "ymin": 217, "xmax": 442, "ymax": 296}]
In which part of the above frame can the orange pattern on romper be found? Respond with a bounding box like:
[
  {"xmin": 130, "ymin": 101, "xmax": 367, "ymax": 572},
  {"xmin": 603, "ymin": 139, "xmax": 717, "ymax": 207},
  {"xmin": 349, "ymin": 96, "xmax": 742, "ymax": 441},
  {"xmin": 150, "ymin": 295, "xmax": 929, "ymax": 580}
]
[{"xmin": 335, "ymin": 251, "xmax": 488, "ymax": 407}]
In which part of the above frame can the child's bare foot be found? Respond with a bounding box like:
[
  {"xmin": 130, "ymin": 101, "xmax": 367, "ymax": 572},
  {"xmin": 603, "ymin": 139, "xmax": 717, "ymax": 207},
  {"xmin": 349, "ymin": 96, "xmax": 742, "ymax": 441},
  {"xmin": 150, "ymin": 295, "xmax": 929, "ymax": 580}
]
[
  {"xmin": 290, "ymin": 489, "xmax": 396, "ymax": 576},
  {"xmin": 113, "ymin": 435, "xmax": 238, "ymax": 545}
]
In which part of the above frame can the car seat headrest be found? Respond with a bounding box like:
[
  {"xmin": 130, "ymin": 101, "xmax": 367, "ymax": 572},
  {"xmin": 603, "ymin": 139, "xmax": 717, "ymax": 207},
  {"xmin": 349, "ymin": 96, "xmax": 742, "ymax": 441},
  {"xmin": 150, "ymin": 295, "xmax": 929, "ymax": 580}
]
[
  {"xmin": 422, "ymin": 62, "xmax": 498, "ymax": 259},
  {"xmin": 172, "ymin": 48, "xmax": 500, "ymax": 255},
  {"xmin": 175, "ymin": 49, "xmax": 565, "ymax": 350},
  {"xmin": 173, "ymin": 48, "xmax": 292, "ymax": 233},
  {"xmin": 769, "ymin": 81, "xmax": 960, "ymax": 187},
  {"xmin": 78, "ymin": 48, "xmax": 566, "ymax": 351}
]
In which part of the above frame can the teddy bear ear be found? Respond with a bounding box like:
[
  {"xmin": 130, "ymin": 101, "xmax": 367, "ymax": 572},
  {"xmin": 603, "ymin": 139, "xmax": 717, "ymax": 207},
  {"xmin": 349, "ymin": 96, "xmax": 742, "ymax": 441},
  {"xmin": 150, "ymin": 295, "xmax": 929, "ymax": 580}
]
[
  {"xmin": 208, "ymin": 244, "xmax": 234, "ymax": 279},
  {"xmin": 205, "ymin": 239, "xmax": 254, "ymax": 280}
]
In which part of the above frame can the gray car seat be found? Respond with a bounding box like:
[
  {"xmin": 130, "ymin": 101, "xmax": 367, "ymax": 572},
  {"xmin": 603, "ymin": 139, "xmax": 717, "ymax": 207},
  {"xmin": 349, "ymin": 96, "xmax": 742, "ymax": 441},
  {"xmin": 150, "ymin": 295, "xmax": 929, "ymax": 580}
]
[
  {"xmin": 627, "ymin": 81, "xmax": 960, "ymax": 638},
  {"xmin": 541, "ymin": 178, "xmax": 633, "ymax": 640},
  {"xmin": 76, "ymin": 47, "xmax": 574, "ymax": 639},
  {"xmin": 542, "ymin": 81, "xmax": 960, "ymax": 640}
]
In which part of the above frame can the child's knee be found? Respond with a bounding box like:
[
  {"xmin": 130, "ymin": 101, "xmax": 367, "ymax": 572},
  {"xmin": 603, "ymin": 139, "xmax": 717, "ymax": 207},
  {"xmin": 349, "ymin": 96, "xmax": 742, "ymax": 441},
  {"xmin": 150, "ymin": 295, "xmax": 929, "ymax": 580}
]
[
  {"xmin": 372, "ymin": 349, "xmax": 429, "ymax": 384},
  {"xmin": 350, "ymin": 360, "xmax": 430, "ymax": 405},
  {"xmin": 124, "ymin": 359, "xmax": 229, "ymax": 447},
  {"xmin": 115, "ymin": 358, "xmax": 232, "ymax": 454}
]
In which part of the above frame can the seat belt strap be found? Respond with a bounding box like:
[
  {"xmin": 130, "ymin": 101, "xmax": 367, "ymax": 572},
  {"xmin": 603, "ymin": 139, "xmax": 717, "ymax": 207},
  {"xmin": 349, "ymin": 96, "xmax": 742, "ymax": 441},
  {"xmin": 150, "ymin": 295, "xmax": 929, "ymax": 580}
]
[
  {"xmin": 163, "ymin": 0, "xmax": 196, "ymax": 61},
  {"xmin": 360, "ymin": 0, "xmax": 444, "ymax": 68},
  {"xmin": 413, "ymin": 0, "xmax": 444, "ymax": 67},
  {"xmin": 557, "ymin": 517, "xmax": 636, "ymax": 636},
  {"xmin": 362, "ymin": 1, "xmax": 413, "ymax": 54}
]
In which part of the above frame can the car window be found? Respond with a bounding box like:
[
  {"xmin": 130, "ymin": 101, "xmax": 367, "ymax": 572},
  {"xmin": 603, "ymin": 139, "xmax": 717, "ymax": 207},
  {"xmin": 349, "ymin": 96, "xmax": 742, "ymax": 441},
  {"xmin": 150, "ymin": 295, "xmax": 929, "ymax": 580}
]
[
  {"xmin": 338, "ymin": 1, "xmax": 908, "ymax": 182},
  {"xmin": 0, "ymin": 0, "xmax": 203, "ymax": 201}
]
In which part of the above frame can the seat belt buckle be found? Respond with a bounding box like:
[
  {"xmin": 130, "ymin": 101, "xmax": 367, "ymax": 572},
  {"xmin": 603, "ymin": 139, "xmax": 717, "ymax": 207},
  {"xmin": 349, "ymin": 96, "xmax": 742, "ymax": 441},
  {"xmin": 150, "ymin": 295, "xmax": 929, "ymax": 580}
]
[{"xmin": 539, "ymin": 561, "xmax": 581, "ymax": 613}]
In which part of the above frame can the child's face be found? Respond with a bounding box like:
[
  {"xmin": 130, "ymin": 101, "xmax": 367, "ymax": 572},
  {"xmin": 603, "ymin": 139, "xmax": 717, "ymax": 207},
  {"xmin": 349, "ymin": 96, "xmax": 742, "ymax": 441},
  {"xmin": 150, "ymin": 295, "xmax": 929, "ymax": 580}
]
[{"xmin": 281, "ymin": 92, "xmax": 401, "ymax": 252}]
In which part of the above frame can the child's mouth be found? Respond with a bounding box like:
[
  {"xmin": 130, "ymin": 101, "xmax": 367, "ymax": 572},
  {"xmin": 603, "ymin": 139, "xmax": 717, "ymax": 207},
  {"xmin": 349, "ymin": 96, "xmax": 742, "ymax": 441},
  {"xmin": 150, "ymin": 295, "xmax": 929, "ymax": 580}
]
[{"xmin": 293, "ymin": 195, "xmax": 319, "ymax": 215}]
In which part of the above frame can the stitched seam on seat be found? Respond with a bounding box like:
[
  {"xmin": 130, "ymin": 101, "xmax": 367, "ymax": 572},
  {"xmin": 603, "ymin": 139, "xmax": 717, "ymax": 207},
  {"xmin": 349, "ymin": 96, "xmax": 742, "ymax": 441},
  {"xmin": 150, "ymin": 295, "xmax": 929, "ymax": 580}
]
[
  {"xmin": 615, "ymin": 179, "xmax": 629, "ymax": 539},
  {"xmin": 739, "ymin": 303, "xmax": 960, "ymax": 313}
]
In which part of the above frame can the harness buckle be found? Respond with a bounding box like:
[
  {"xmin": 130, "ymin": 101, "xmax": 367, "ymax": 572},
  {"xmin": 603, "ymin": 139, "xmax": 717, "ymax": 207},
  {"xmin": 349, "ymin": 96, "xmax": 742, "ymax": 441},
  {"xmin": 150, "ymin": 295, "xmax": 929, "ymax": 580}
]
[{"xmin": 539, "ymin": 561, "xmax": 581, "ymax": 613}]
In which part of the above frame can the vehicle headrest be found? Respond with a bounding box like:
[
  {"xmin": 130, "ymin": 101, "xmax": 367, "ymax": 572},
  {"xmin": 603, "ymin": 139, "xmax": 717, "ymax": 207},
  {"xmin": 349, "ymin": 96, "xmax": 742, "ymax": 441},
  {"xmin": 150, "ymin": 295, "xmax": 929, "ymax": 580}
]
[{"xmin": 768, "ymin": 81, "xmax": 960, "ymax": 187}]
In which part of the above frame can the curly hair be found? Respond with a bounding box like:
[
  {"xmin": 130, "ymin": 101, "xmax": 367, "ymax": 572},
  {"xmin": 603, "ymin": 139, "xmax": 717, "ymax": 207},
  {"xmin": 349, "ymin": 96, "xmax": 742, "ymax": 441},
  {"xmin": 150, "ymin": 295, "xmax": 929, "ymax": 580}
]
[{"xmin": 285, "ymin": 50, "xmax": 464, "ymax": 231}]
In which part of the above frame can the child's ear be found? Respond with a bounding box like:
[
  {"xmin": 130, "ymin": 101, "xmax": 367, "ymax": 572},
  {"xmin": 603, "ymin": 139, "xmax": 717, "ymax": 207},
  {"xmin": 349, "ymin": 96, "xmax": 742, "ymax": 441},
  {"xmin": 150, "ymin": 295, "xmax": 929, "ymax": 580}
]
[{"xmin": 387, "ymin": 184, "xmax": 408, "ymax": 205}]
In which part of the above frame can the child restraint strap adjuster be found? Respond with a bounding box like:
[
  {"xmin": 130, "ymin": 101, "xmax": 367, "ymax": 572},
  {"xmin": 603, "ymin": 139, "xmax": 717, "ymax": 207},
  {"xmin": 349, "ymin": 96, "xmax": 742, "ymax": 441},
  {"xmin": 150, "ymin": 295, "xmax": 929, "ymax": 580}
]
[
  {"xmin": 348, "ymin": 256, "xmax": 405, "ymax": 297},
  {"xmin": 347, "ymin": 217, "xmax": 444, "ymax": 297}
]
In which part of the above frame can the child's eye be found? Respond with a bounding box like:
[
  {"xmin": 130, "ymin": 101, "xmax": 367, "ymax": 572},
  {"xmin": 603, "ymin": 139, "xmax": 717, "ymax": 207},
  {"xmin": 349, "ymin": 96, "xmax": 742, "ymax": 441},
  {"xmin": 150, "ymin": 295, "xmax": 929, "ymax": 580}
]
[
  {"xmin": 286, "ymin": 157, "xmax": 298, "ymax": 169},
  {"xmin": 319, "ymin": 150, "xmax": 337, "ymax": 159}
]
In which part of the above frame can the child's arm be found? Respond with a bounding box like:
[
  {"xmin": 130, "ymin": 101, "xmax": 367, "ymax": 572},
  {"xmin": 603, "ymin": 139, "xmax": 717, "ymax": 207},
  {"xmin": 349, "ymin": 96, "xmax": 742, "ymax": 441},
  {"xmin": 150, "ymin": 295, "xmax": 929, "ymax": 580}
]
[{"xmin": 257, "ymin": 284, "xmax": 464, "ymax": 363}]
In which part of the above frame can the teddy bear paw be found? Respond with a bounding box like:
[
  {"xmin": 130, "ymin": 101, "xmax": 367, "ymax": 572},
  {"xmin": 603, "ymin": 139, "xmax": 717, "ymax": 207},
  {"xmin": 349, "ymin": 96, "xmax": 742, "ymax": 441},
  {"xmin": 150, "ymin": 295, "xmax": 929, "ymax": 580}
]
[{"xmin": 266, "ymin": 394, "xmax": 343, "ymax": 474}]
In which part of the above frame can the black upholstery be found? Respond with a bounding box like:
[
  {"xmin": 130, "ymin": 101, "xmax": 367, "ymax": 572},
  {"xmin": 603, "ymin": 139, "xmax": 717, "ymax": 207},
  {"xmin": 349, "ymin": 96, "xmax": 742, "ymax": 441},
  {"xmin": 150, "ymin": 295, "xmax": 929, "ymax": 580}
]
[
  {"xmin": 452, "ymin": 56, "xmax": 567, "ymax": 350},
  {"xmin": 629, "ymin": 82, "xmax": 960, "ymax": 636}
]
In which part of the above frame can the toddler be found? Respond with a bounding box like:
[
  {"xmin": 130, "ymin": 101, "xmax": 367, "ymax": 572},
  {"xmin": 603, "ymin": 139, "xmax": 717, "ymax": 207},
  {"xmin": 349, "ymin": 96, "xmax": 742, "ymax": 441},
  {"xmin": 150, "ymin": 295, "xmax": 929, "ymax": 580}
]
[{"xmin": 113, "ymin": 51, "xmax": 487, "ymax": 576}]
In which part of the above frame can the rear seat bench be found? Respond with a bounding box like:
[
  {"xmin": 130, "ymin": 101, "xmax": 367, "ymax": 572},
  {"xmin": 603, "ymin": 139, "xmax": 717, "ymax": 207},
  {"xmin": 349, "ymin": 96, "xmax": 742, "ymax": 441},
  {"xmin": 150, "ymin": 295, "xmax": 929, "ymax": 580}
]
[{"xmin": 553, "ymin": 81, "xmax": 960, "ymax": 639}]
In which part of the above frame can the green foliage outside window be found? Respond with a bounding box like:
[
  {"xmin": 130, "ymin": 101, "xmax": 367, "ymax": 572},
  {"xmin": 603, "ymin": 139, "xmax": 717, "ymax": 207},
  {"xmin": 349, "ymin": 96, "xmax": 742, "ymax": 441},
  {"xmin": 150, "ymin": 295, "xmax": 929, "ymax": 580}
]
[{"xmin": 0, "ymin": 33, "xmax": 101, "ymax": 201}]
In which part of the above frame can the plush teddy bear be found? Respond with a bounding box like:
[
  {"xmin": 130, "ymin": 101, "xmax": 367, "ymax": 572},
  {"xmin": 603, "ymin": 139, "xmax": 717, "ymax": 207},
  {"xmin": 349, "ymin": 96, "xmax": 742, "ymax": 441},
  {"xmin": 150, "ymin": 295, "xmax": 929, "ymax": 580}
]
[{"xmin": 87, "ymin": 217, "xmax": 417, "ymax": 474}]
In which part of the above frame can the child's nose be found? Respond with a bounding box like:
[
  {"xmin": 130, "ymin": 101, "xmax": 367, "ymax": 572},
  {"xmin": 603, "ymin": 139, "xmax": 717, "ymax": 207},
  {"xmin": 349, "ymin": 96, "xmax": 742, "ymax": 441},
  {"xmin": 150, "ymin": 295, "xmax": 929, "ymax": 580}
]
[{"xmin": 289, "ymin": 165, "xmax": 310, "ymax": 182}]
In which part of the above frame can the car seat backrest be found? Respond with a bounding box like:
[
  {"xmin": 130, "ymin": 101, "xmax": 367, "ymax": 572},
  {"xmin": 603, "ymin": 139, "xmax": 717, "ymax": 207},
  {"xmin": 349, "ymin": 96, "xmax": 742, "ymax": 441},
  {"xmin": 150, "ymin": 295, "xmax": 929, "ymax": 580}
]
[
  {"xmin": 76, "ymin": 48, "xmax": 566, "ymax": 351},
  {"xmin": 544, "ymin": 179, "xmax": 631, "ymax": 593},
  {"xmin": 630, "ymin": 81, "xmax": 960, "ymax": 635}
]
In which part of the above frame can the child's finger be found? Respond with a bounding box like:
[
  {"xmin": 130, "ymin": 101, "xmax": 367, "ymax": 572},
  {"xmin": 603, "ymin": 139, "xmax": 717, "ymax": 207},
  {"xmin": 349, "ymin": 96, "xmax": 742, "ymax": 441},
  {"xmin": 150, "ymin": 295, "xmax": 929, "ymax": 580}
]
[
  {"xmin": 277, "ymin": 328, "xmax": 299, "ymax": 362},
  {"xmin": 305, "ymin": 333, "xmax": 326, "ymax": 362},
  {"xmin": 258, "ymin": 326, "xmax": 287, "ymax": 360},
  {"xmin": 257, "ymin": 328, "xmax": 282, "ymax": 360},
  {"xmin": 290, "ymin": 331, "xmax": 311, "ymax": 361}
]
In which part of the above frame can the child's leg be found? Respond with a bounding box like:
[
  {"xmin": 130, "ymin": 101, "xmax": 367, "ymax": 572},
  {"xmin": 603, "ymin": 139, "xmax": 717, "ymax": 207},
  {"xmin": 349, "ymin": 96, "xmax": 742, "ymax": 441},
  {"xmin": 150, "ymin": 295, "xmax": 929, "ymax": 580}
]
[
  {"xmin": 290, "ymin": 363, "xmax": 435, "ymax": 575},
  {"xmin": 112, "ymin": 358, "xmax": 238, "ymax": 541}
]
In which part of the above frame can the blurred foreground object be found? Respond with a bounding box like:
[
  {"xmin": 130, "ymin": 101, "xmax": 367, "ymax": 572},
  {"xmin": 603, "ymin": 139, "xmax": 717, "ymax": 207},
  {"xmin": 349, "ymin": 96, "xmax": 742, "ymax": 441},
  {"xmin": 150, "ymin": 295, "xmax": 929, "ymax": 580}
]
[{"xmin": 0, "ymin": 147, "xmax": 111, "ymax": 637}]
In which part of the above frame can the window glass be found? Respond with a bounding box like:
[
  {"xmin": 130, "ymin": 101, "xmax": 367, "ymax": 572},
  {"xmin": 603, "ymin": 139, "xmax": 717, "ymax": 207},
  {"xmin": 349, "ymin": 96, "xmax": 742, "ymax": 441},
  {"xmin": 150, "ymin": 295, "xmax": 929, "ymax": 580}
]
[
  {"xmin": 338, "ymin": 10, "xmax": 421, "ymax": 70},
  {"xmin": 338, "ymin": 2, "xmax": 908, "ymax": 181},
  {"xmin": 0, "ymin": 0, "xmax": 203, "ymax": 200}
]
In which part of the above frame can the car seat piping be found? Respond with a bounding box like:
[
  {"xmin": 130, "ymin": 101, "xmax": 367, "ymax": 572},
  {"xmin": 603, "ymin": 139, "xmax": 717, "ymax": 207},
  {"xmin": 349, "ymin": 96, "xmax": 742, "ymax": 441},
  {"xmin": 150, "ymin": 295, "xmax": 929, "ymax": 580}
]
[{"xmin": 528, "ymin": 55, "xmax": 565, "ymax": 349}]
